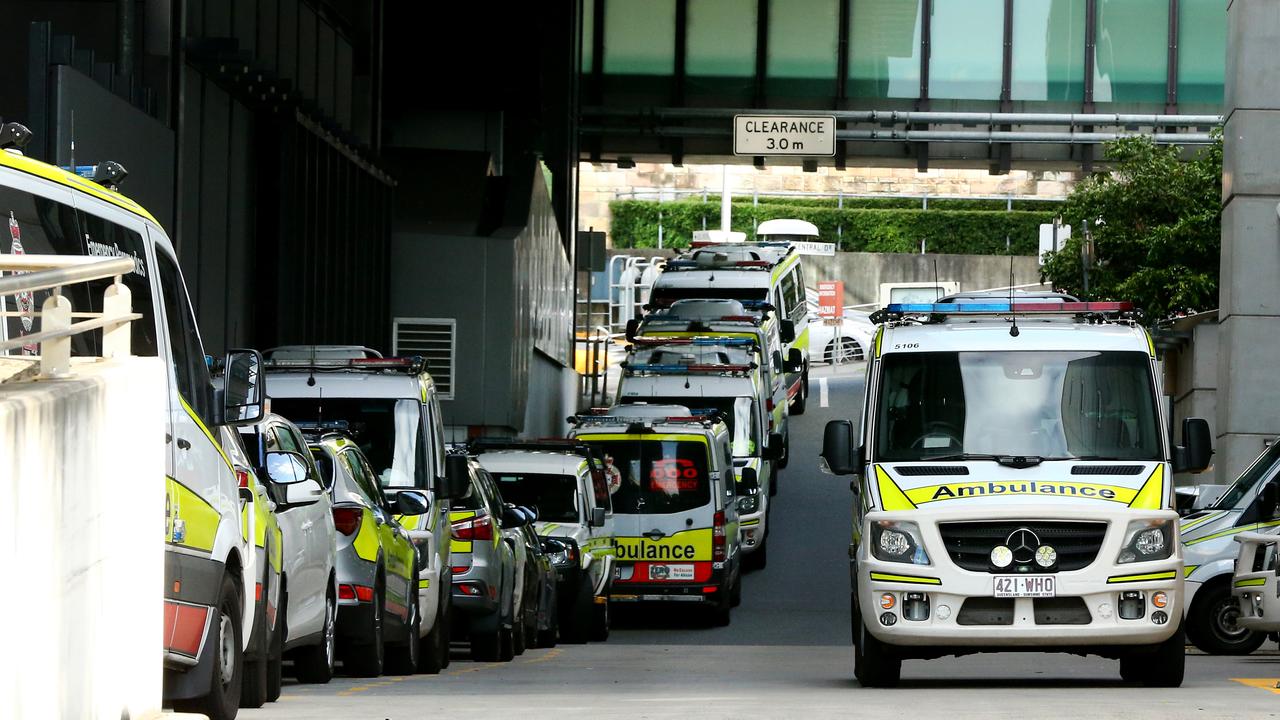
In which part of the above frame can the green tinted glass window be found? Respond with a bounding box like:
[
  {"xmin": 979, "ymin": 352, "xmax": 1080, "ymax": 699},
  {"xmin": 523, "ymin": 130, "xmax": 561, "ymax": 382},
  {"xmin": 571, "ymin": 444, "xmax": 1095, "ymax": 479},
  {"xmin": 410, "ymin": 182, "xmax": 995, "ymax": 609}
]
[
  {"xmin": 582, "ymin": 0, "xmax": 595, "ymax": 72},
  {"xmin": 1011, "ymin": 0, "xmax": 1086, "ymax": 101},
  {"xmin": 687, "ymin": 0, "xmax": 757, "ymax": 78},
  {"xmin": 1177, "ymin": 0, "xmax": 1225, "ymax": 105},
  {"xmin": 766, "ymin": 0, "xmax": 838, "ymax": 97},
  {"xmin": 929, "ymin": 0, "xmax": 1004, "ymax": 100},
  {"xmin": 603, "ymin": 0, "xmax": 676, "ymax": 75},
  {"xmin": 1093, "ymin": 0, "xmax": 1168, "ymax": 103},
  {"xmin": 848, "ymin": 0, "xmax": 921, "ymax": 99}
]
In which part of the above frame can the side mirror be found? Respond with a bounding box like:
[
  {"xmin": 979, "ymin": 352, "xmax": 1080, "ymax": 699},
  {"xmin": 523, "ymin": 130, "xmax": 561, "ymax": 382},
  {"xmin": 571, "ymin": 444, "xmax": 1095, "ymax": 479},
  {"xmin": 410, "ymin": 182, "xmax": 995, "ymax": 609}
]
[
  {"xmin": 771, "ymin": 350, "xmax": 783, "ymax": 374},
  {"xmin": 821, "ymin": 419, "xmax": 859, "ymax": 475},
  {"xmin": 785, "ymin": 348, "xmax": 804, "ymax": 374},
  {"xmin": 393, "ymin": 489, "xmax": 431, "ymax": 516},
  {"xmin": 590, "ymin": 506, "xmax": 607, "ymax": 528},
  {"xmin": 501, "ymin": 504, "xmax": 529, "ymax": 529},
  {"xmin": 445, "ymin": 455, "xmax": 472, "ymax": 500},
  {"xmin": 1261, "ymin": 480, "xmax": 1280, "ymax": 520},
  {"xmin": 282, "ymin": 478, "xmax": 324, "ymax": 508},
  {"xmin": 221, "ymin": 349, "xmax": 265, "ymax": 426},
  {"xmin": 765, "ymin": 432, "xmax": 784, "ymax": 461},
  {"xmin": 779, "ymin": 319, "xmax": 796, "ymax": 344},
  {"xmin": 737, "ymin": 466, "xmax": 759, "ymax": 493},
  {"xmin": 1173, "ymin": 417, "xmax": 1213, "ymax": 474},
  {"xmin": 625, "ymin": 318, "xmax": 640, "ymax": 342}
]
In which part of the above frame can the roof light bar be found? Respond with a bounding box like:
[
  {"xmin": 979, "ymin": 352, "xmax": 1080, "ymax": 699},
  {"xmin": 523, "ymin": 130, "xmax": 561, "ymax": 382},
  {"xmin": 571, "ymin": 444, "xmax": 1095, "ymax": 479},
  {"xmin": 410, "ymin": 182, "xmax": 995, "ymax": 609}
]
[
  {"xmin": 885, "ymin": 301, "xmax": 1134, "ymax": 314},
  {"xmin": 623, "ymin": 362, "xmax": 755, "ymax": 374},
  {"xmin": 295, "ymin": 420, "xmax": 352, "ymax": 434},
  {"xmin": 629, "ymin": 337, "xmax": 758, "ymax": 348}
]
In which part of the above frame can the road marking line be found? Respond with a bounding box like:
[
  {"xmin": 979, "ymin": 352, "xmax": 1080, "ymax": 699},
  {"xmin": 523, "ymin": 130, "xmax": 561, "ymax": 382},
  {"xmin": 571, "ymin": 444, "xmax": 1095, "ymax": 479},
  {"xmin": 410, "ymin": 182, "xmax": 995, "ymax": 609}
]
[
  {"xmin": 818, "ymin": 376, "xmax": 829, "ymax": 408},
  {"xmin": 1232, "ymin": 678, "xmax": 1280, "ymax": 694}
]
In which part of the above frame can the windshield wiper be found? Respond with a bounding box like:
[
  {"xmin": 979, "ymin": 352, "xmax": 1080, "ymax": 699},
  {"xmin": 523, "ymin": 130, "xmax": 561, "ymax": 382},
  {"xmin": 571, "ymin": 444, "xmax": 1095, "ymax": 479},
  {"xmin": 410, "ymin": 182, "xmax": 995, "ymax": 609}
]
[{"xmin": 922, "ymin": 453, "xmax": 1047, "ymax": 469}]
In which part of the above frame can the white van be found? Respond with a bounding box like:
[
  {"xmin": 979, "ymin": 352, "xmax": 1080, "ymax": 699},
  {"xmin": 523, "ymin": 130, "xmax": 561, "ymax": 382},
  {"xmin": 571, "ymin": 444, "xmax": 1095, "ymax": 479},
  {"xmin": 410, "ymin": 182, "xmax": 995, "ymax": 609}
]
[
  {"xmin": 0, "ymin": 140, "xmax": 268, "ymax": 720},
  {"xmin": 262, "ymin": 346, "xmax": 458, "ymax": 673},
  {"xmin": 821, "ymin": 298, "xmax": 1212, "ymax": 687},
  {"xmin": 570, "ymin": 405, "xmax": 742, "ymax": 626}
]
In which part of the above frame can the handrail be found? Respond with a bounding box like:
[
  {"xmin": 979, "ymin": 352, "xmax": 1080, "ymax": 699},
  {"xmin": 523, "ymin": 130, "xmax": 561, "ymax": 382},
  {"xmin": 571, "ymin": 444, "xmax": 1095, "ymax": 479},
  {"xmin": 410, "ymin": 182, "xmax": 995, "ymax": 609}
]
[{"xmin": 0, "ymin": 254, "xmax": 140, "ymax": 378}]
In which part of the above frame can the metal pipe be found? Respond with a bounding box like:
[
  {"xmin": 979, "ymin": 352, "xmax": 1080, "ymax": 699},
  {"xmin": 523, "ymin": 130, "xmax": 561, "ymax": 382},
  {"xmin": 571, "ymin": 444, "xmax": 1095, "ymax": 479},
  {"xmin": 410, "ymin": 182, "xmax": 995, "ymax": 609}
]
[
  {"xmin": 581, "ymin": 106, "xmax": 1221, "ymax": 126},
  {"xmin": 580, "ymin": 124, "xmax": 1216, "ymax": 145},
  {"xmin": 0, "ymin": 257, "xmax": 135, "ymax": 296}
]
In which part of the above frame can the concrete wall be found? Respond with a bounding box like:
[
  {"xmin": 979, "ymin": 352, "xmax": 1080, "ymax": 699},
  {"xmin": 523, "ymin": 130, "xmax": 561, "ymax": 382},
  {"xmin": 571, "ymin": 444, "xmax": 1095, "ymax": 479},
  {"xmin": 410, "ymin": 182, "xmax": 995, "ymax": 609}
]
[
  {"xmin": 1160, "ymin": 317, "xmax": 1222, "ymax": 485},
  {"xmin": 0, "ymin": 358, "xmax": 165, "ymax": 720}
]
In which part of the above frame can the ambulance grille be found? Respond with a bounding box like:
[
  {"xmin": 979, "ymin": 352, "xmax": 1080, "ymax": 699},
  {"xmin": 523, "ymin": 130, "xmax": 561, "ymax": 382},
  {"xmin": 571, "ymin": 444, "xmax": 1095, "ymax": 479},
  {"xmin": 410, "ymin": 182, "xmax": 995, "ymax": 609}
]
[
  {"xmin": 938, "ymin": 521, "xmax": 1107, "ymax": 572},
  {"xmin": 1070, "ymin": 465, "xmax": 1144, "ymax": 475},
  {"xmin": 392, "ymin": 317, "xmax": 455, "ymax": 398},
  {"xmin": 893, "ymin": 465, "xmax": 969, "ymax": 476}
]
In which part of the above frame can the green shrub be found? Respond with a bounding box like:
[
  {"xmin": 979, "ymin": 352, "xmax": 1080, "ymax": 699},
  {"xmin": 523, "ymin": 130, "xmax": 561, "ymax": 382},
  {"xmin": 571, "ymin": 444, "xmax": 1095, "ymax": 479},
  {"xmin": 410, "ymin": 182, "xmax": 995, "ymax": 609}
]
[{"xmin": 609, "ymin": 198, "xmax": 1054, "ymax": 255}]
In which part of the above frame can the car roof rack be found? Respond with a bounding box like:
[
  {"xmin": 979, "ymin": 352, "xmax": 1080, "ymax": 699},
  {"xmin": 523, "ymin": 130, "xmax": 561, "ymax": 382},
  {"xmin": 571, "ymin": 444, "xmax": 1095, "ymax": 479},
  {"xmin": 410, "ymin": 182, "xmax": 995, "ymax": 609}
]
[
  {"xmin": 871, "ymin": 301, "xmax": 1141, "ymax": 325},
  {"xmin": 294, "ymin": 420, "xmax": 357, "ymax": 439},
  {"xmin": 263, "ymin": 355, "xmax": 428, "ymax": 374},
  {"xmin": 469, "ymin": 437, "xmax": 608, "ymax": 471}
]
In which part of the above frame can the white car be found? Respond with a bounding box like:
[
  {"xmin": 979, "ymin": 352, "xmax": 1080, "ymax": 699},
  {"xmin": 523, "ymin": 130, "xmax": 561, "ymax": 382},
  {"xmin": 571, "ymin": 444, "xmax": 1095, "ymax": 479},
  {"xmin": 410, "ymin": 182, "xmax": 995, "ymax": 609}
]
[
  {"xmin": 238, "ymin": 414, "xmax": 339, "ymax": 684},
  {"xmin": 807, "ymin": 310, "xmax": 875, "ymax": 364}
]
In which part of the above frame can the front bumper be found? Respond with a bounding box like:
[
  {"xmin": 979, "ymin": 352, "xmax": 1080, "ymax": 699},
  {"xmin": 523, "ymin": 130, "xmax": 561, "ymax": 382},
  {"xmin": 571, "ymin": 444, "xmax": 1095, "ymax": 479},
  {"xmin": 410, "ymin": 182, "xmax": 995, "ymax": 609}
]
[
  {"xmin": 859, "ymin": 559, "xmax": 1182, "ymax": 647},
  {"xmin": 740, "ymin": 513, "xmax": 765, "ymax": 552}
]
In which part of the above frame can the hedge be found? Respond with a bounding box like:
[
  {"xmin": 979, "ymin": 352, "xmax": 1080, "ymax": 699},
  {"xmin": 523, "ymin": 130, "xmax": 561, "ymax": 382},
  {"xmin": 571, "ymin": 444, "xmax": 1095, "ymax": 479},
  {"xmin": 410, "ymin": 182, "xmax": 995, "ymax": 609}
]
[{"xmin": 609, "ymin": 199, "xmax": 1055, "ymax": 255}]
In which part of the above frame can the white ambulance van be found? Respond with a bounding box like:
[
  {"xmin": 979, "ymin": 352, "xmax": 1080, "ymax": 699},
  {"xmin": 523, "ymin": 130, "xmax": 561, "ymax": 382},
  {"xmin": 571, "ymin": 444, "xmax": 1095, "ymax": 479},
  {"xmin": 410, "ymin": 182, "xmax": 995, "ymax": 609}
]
[
  {"xmin": 0, "ymin": 132, "xmax": 268, "ymax": 720},
  {"xmin": 615, "ymin": 338, "xmax": 782, "ymax": 568},
  {"xmin": 569, "ymin": 405, "xmax": 742, "ymax": 625},
  {"xmin": 820, "ymin": 298, "xmax": 1212, "ymax": 687}
]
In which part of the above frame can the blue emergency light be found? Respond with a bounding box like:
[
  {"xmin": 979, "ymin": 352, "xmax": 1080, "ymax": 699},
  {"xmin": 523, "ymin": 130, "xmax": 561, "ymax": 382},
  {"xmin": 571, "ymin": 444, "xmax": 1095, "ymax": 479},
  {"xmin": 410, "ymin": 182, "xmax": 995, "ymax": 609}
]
[{"xmin": 885, "ymin": 301, "xmax": 1132, "ymax": 314}]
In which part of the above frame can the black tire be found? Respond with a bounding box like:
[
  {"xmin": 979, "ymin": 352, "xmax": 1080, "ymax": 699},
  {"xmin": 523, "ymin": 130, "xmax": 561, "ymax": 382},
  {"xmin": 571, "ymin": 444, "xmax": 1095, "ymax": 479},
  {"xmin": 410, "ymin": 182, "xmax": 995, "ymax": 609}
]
[
  {"xmin": 469, "ymin": 611, "xmax": 503, "ymax": 662},
  {"xmin": 1188, "ymin": 581, "xmax": 1266, "ymax": 655},
  {"xmin": 512, "ymin": 599, "xmax": 528, "ymax": 656},
  {"xmin": 729, "ymin": 567, "xmax": 742, "ymax": 608},
  {"xmin": 589, "ymin": 593, "xmax": 610, "ymax": 642},
  {"xmin": 174, "ymin": 574, "xmax": 243, "ymax": 720},
  {"xmin": 790, "ymin": 377, "xmax": 808, "ymax": 416},
  {"xmin": 826, "ymin": 338, "xmax": 864, "ymax": 364},
  {"xmin": 561, "ymin": 580, "xmax": 594, "ymax": 644},
  {"xmin": 384, "ymin": 584, "xmax": 420, "ymax": 675},
  {"xmin": 294, "ymin": 587, "xmax": 336, "ymax": 684},
  {"xmin": 745, "ymin": 541, "xmax": 768, "ymax": 572},
  {"xmin": 343, "ymin": 581, "xmax": 385, "ymax": 678},
  {"xmin": 854, "ymin": 618, "xmax": 901, "ymax": 688},
  {"xmin": 498, "ymin": 625, "xmax": 516, "ymax": 662},
  {"xmin": 1118, "ymin": 655, "xmax": 1146, "ymax": 683},
  {"xmin": 1140, "ymin": 624, "xmax": 1187, "ymax": 688},
  {"xmin": 266, "ymin": 587, "xmax": 285, "ymax": 702},
  {"xmin": 241, "ymin": 577, "xmax": 270, "ymax": 710},
  {"xmin": 418, "ymin": 601, "xmax": 447, "ymax": 675},
  {"xmin": 537, "ymin": 606, "xmax": 559, "ymax": 649}
]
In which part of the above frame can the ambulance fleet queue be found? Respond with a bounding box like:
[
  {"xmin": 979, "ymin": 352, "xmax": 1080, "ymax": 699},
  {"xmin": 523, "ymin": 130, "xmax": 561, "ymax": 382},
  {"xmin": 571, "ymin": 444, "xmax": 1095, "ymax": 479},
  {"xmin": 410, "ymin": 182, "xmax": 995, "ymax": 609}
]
[{"xmin": 5, "ymin": 130, "xmax": 1280, "ymax": 719}]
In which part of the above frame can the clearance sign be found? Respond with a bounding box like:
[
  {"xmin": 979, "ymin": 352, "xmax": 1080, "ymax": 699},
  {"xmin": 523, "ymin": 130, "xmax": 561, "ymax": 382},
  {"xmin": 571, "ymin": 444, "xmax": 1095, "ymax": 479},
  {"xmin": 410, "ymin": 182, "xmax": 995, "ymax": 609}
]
[{"xmin": 734, "ymin": 115, "xmax": 836, "ymax": 157}]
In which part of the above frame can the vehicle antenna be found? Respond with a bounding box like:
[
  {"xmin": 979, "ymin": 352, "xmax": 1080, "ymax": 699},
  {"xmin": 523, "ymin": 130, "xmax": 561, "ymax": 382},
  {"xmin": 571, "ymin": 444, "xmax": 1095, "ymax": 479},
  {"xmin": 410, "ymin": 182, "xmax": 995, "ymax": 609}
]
[
  {"xmin": 1008, "ymin": 255, "xmax": 1020, "ymax": 338},
  {"xmin": 306, "ymin": 343, "xmax": 316, "ymax": 387},
  {"xmin": 933, "ymin": 258, "xmax": 941, "ymax": 302}
]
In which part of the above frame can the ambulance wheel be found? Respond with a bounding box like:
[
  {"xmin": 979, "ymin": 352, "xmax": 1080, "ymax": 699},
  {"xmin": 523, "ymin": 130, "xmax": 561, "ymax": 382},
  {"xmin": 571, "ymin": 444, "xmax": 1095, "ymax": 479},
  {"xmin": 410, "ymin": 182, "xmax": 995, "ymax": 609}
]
[
  {"xmin": 241, "ymin": 575, "xmax": 271, "ymax": 709},
  {"xmin": 385, "ymin": 586, "xmax": 420, "ymax": 675},
  {"xmin": 730, "ymin": 568, "xmax": 743, "ymax": 607},
  {"xmin": 1139, "ymin": 624, "xmax": 1187, "ymax": 688},
  {"xmin": 854, "ymin": 621, "xmax": 901, "ymax": 688},
  {"xmin": 174, "ymin": 574, "xmax": 243, "ymax": 720},
  {"xmin": 469, "ymin": 611, "xmax": 503, "ymax": 661},
  {"xmin": 590, "ymin": 596, "xmax": 610, "ymax": 642},
  {"xmin": 561, "ymin": 581, "xmax": 594, "ymax": 644},
  {"xmin": 775, "ymin": 437, "xmax": 789, "ymax": 476},
  {"xmin": 537, "ymin": 606, "xmax": 560, "ymax": 649},
  {"xmin": 418, "ymin": 601, "xmax": 447, "ymax": 675},
  {"xmin": 266, "ymin": 587, "xmax": 285, "ymax": 701},
  {"xmin": 791, "ymin": 380, "xmax": 808, "ymax": 416},
  {"xmin": 745, "ymin": 541, "xmax": 768, "ymax": 572},
  {"xmin": 343, "ymin": 580, "xmax": 385, "ymax": 677},
  {"xmin": 1188, "ymin": 581, "xmax": 1266, "ymax": 655},
  {"xmin": 512, "ymin": 605, "xmax": 528, "ymax": 656},
  {"xmin": 295, "ymin": 586, "xmax": 336, "ymax": 683},
  {"xmin": 498, "ymin": 625, "xmax": 516, "ymax": 662},
  {"xmin": 710, "ymin": 579, "xmax": 733, "ymax": 627}
]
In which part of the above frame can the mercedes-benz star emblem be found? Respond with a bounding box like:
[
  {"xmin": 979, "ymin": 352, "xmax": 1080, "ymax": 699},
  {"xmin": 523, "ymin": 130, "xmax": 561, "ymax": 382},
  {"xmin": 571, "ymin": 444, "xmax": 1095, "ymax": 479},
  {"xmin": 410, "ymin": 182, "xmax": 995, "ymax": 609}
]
[{"xmin": 1006, "ymin": 528, "xmax": 1041, "ymax": 564}]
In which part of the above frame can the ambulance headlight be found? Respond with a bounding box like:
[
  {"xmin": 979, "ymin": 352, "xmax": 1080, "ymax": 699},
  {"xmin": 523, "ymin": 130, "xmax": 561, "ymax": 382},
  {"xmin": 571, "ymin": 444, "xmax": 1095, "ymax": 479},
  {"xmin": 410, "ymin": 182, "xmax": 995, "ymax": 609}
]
[
  {"xmin": 871, "ymin": 521, "xmax": 930, "ymax": 565},
  {"xmin": 1117, "ymin": 520, "xmax": 1173, "ymax": 564},
  {"xmin": 737, "ymin": 494, "xmax": 760, "ymax": 515}
]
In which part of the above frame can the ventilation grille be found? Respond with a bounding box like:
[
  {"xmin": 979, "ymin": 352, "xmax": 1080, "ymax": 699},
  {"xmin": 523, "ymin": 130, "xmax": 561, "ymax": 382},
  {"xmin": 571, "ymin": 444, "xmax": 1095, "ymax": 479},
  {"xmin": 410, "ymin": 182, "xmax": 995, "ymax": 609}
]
[
  {"xmin": 1070, "ymin": 465, "xmax": 1145, "ymax": 475},
  {"xmin": 393, "ymin": 317, "xmax": 455, "ymax": 399},
  {"xmin": 893, "ymin": 465, "xmax": 970, "ymax": 476},
  {"xmin": 938, "ymin": 521, "xmax": 1108, "ymax": 572}
]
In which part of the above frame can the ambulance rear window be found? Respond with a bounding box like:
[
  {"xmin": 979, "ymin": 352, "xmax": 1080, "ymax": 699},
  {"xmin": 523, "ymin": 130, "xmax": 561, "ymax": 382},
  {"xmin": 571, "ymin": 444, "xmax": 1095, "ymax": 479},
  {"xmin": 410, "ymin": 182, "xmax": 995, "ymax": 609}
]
[{"xmin": 583, "ymin": 438, "xmax": 711, "ymax": 514}]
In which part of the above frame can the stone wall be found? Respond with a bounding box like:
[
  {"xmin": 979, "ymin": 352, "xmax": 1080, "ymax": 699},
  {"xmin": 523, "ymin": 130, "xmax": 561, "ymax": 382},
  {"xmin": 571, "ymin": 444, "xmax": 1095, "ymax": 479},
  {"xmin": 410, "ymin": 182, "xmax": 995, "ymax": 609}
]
[{"xmin": 580, "ymin": 162, "xmax": 1080, "ymax": 245}]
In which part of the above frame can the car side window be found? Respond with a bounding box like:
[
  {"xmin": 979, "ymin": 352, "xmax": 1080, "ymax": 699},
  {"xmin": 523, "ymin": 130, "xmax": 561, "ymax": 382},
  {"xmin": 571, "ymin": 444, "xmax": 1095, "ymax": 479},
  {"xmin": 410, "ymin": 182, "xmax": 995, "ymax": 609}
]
[
  {"xmin": 480, "ymin": 470, "xmax": 505, "ymax": 517},
  {"xmin": 356, "ymin": 453, "xmax": 393, "ymax": 510},
  {"xmin": 310, "ymin": 447, "xmax": 334, "ymax": 488},
  {"xmin": 588, "ymin": 466, "xmax": 610, "ymax": 512},
  {"xmin": 342, "ymin": 450, "xmax": 380, "ymax": 505},
  {"xmin": 156, "ymin": 251, "xmax": 214, "ymax": 423}
]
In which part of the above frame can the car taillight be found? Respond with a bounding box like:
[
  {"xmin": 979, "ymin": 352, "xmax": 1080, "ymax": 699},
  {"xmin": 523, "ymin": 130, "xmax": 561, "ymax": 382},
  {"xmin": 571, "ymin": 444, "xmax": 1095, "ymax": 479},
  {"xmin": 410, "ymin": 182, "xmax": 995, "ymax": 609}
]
[
  {"xmin": 451, "ymin": 513, "xmax": 493, "ymax": 541},
  {"xmin": 713, "ymin": 510, "xmax": 726, "ymax": 562},
  {"xmin": 236, "ymin": 469, "xmax": 251, "ymax": 490},
  {"xmin": 333, "ymin": 507, "xmax": 363, "ymax": 536}
]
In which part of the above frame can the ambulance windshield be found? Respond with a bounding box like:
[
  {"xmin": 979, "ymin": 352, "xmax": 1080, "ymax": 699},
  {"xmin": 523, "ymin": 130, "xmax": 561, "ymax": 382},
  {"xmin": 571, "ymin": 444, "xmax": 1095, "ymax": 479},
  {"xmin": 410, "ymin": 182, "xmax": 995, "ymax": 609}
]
[
  {"xmin": 582, "ymin": 439, "xmax": 711, "ymax": 514},
  {"xmin": 874, "ymin": 351, "xmax": 1161, "ymax": 462},
  {"xmin": 270, "ymin": 397, "xmax": 425, "ymax": 488},
  {"xmin": 619, "ymin": 395, "xmax": 759, "ymax": 457}
]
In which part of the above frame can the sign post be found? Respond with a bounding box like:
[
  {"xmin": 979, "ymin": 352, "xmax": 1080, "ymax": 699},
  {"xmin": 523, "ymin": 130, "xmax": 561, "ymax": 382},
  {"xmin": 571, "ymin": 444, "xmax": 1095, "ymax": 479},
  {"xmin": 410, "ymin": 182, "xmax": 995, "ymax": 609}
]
[{"xmin": 734, "ymin": 115, "xmax": 837, "ymax": 157}]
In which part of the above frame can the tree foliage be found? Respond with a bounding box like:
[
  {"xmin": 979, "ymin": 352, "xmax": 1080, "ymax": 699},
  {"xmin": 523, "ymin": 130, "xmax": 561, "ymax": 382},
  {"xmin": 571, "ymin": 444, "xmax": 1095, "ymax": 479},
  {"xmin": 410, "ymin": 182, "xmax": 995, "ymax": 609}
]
[{"xmin": 1041, "ymin": 135, "xmax": 1222, "ymax": 319}]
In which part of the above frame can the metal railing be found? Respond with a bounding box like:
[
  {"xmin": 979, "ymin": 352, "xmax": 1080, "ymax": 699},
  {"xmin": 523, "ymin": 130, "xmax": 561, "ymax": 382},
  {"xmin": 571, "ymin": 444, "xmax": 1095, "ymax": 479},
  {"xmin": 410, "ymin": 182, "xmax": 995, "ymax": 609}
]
[
  {"xmin": 575, "ymin": 325, "xmax": 617, "ymax": 409},
  {"xmin": 0, "ymin": 255, "xmax": 142, "ymax": 378}
]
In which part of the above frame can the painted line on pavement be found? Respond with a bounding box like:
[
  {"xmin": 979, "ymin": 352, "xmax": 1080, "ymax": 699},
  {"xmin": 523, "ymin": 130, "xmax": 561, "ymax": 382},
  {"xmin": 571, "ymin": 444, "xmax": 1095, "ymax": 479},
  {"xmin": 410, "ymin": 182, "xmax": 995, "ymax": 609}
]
[
  {"xmin": 1232, "ymin": 678, "xmax": 1280, "ymax": 694},
  {"xmin": 337, "ymin": 676, "xmax": 409, "ymax": 696},
  {"xmin": 818, "ymin": 376, "xmax": 829, "ymax": 408}
]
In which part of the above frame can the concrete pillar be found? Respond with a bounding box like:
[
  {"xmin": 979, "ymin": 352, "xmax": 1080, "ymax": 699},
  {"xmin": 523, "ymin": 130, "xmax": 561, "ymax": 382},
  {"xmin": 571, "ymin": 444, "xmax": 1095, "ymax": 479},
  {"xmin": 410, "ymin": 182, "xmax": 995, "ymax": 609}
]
[{"xmin": 1217, "ymin": 0, "xmax": 1280, "ymax": 482}]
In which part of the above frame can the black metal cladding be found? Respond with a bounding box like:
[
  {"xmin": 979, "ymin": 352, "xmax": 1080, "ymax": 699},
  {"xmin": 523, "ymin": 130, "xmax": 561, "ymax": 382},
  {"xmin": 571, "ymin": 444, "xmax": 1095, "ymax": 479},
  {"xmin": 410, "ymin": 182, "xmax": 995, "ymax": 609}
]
[
  {"xmin": 1070, "ymin": 465, "xmax": 1145, "ymax": 475},
  {"xmin": 938, "ymin": 521, "xmax": 1108, "ymax": 573},
  {"xmin": 893, "ymin": 465, "xmax": 970, "ymax": 476}
]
